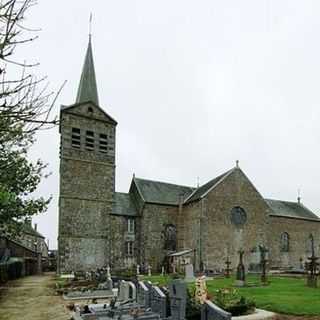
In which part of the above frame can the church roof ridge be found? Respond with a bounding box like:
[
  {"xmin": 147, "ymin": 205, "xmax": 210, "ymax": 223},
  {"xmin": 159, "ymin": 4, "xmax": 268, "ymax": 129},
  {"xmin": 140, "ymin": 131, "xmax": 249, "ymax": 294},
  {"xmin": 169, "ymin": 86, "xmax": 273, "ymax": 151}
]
[
  {"xmin": 133, "ymin": 176, "xmax": 195, "ymax": 190},
  {"xmin": 75, "ymin": 36, "xmax": 99, "ymax": 106},
  {"xmin": 184, "ymin": 167, "xmax": 236, "ymax": 204}
]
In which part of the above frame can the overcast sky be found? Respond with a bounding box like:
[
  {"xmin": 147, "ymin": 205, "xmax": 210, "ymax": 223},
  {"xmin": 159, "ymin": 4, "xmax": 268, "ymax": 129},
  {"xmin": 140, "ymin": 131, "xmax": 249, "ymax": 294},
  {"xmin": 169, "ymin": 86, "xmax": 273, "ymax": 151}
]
[{"xmin": 18, "ymin": 0, "xmax": 320, "ymax": 249}]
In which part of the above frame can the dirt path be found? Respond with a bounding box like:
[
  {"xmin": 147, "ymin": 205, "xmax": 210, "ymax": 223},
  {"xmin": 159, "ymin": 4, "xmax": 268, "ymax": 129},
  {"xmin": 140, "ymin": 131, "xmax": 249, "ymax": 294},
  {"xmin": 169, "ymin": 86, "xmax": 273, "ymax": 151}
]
[{"xmin": 0, "ymin": 273, "xmax": 70, "ymax": 320}]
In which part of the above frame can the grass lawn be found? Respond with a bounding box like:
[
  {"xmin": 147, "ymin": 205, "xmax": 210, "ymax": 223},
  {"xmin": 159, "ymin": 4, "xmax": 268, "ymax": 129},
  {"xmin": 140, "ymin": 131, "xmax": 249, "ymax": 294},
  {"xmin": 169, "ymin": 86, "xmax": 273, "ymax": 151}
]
[{"xmin": 143, "ymin": 275, "xmax": 320, "ymax": 316}]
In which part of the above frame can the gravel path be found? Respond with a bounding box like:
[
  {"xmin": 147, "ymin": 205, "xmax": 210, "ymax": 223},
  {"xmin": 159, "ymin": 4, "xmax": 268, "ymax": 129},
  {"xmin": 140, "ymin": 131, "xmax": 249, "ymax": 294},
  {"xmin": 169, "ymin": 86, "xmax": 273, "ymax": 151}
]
[{"xmin": 0, "ymin": 273, "xmax": 70, "ymax": 320}]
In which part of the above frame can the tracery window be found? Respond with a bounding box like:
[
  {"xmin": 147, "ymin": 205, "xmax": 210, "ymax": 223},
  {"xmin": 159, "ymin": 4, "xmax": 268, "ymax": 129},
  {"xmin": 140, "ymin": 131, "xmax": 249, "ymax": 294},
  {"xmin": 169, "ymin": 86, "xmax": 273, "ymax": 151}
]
[{"xmin": 280, "ymin": 232, "xmax": 289, "ymax": 252}]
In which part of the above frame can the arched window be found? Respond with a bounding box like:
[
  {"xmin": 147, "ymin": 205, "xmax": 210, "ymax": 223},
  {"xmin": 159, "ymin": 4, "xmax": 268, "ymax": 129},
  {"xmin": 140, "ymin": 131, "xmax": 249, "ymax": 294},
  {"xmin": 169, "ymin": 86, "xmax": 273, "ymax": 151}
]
[{"xmin": 280, "ymin": 232, "xmax": 289, "ymax": 252}]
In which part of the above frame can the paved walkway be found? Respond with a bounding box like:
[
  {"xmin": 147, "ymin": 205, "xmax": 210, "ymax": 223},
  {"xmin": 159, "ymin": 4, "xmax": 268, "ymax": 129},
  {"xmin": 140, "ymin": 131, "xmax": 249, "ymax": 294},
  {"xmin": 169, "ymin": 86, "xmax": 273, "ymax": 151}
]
[{"xmin": 0, "ymin": 273, "xmax": 70, "ymax": 320}]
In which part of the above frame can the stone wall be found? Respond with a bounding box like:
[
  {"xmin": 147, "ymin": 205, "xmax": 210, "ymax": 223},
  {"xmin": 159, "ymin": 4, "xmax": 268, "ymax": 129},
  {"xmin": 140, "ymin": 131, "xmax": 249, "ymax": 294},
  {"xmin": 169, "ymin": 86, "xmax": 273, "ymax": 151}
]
[
  {"xmin": 181, "ymin": 168, "xmax": 271, "ymax": 271},
  {"xmin": 140, "ymin": 203, "xmax": 178, "ymax": 270},
  {"xmin": 268, "ymin": 216, "xmax": 320, "ymax": 268},
  {"xmin": 58, "ymin": 102, "xmax": 116, "ymax": 273}
]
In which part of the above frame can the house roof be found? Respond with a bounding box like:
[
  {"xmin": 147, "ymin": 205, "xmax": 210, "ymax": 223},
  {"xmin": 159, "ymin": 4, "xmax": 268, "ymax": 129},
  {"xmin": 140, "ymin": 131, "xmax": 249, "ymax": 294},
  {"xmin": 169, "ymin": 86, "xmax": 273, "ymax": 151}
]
[
  {"xmin": 22, "ymin": 223, "xmax": 45, "ymax": 239},
  {"xmin": 112, "ymin": 192, "xmax": 137, "ymax": 216},
  {"xmin": 185, "ymin": 168, "xmax": 235, "ymax": 203},
  {"xmin": 265, "ymin": 199, "xmax": 320, "ymax": 221},
  {"xmin": 133, "ymin": 177, "xmax": 195, "ymax": 206}
]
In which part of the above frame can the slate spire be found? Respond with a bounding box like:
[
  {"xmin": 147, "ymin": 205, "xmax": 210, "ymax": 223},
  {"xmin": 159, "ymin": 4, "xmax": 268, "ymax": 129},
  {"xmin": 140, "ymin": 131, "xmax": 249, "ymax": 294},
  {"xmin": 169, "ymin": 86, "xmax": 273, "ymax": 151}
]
[{"xmin": 75, "ymin": 36, "xmax": 99, "ymax": 106}]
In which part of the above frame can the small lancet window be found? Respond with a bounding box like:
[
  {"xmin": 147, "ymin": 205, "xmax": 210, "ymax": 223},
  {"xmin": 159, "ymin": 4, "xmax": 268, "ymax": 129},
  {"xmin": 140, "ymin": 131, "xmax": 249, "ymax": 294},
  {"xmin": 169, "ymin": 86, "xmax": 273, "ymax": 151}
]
[
  {"xmin": 88, "ymin": 106, "xmax": 94, "ymax": 113},
  {"xmin": 125, "ymin": 241, "xmax": 134, "ymax": 256},
  {"xmin": 71, "ymin": 128, "xmax": 81, "ymax": 149},
  {"xmin": 280, "ymin": 232, "xmax": 289, "ymax": 252},
  {"xmin": 85, "ymin": 130, "xmax": 95, "ymax": 151},
  {"xmin": 127, "ymin": 218, "xmax": 135, "ymax": 234}
]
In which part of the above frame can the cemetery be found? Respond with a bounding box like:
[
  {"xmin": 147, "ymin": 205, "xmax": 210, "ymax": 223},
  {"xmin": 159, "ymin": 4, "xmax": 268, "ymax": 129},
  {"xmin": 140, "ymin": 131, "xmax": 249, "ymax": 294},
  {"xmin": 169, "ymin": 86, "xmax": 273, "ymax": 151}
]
[{"xmin": 53, "ymin": 246, "xmax": 320, "ymax": 320}]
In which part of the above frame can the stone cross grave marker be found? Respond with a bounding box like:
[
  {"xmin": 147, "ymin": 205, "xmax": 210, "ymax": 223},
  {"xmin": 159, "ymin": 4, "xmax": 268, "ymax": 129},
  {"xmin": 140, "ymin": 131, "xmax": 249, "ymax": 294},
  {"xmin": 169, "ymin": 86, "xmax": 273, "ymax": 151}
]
[
  {"xmin": 169, "ymin": 279, "xmax": 187, "ymax": 320},
  {"xmin": 235, "ymin": 249, "xmax": 245, "ymax": 287},
  {"xmin": 136, "ymin": 264, "xmax": 140, "ymax": 276},
  {"xmin": 184, "ymin": 263, "xmax": 195, "ymax": 283},
  {"xmin": 148, "ymin": 265, "xmax": 152, "ymax": 277},
  {"xmin": 150, "ymin": 285, "xmax": 167, "ymax": 319},
  {"xmin": 224, "ymin": 257, "xmax": 232, "ymax": 278}
]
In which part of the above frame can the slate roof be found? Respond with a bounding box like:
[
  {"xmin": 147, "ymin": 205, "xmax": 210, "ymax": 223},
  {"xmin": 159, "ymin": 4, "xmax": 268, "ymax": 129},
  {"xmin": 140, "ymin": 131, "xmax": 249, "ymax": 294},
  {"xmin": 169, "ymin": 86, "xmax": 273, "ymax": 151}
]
[
  {"xmin": 113, "ymin": 192, "xmax": 137, "ymax": 216},
  {"xmin": 22, "ymin": 223, "xmax": 45, "ymax": 239},
  {"xmin": 265, "ymin": 199, "xmax": 320, "ymax": 221},
  {"xmin": 76, "ymin": 36, "xmax": 99, "ymax": 106},
  {"xmin": 185, "ymin": 168, "xmax": 234, "ymax": 203},
  {"xmin": 133, "ymin": 178, "xmax": 195, "ymax": 206}
]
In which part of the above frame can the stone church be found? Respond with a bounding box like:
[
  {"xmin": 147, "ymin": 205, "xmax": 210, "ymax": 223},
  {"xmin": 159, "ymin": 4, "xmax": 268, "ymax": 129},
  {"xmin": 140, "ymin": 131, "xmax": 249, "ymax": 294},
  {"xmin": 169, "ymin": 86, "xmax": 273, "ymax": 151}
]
[{"xmin": 58, "ymin": 39, "xmax": 320, "ymax": 274}]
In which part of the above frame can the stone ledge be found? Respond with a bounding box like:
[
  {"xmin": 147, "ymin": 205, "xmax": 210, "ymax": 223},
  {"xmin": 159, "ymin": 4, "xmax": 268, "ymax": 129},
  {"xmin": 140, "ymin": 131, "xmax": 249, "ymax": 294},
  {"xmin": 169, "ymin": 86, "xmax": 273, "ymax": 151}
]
[{"xmin": 232, "ymin": 309, "xmax": 276, "ymax": 320}]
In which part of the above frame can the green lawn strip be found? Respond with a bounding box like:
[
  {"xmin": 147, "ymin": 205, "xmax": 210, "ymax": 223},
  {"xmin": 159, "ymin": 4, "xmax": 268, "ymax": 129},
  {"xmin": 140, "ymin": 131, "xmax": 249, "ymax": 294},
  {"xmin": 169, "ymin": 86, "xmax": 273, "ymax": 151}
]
[{"xmin": 142, "ymin": 275, "xmax": 320, "ymax": 315}]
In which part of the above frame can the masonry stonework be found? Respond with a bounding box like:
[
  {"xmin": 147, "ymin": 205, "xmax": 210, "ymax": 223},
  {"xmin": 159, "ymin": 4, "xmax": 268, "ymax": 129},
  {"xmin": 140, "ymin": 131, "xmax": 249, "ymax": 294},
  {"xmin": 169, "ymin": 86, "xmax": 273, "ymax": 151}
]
[{"xmin": 58, "ymin": 39, "xmax": 320, "ymax": 274}]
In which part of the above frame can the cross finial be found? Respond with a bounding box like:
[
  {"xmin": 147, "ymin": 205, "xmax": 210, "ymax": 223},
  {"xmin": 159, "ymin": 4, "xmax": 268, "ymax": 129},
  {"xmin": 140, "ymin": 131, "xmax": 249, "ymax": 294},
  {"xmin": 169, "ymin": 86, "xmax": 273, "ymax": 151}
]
[
  {"xmin": 297, "ymin": 188, "xmax": 301, "ymax": 204},
  {"xmin": 236, "ymin": 160, "xmax": 239, "ymax": 168},
  {"xmin": 197, "ymin": 176, "xmax": 200, "ymax": 188}
]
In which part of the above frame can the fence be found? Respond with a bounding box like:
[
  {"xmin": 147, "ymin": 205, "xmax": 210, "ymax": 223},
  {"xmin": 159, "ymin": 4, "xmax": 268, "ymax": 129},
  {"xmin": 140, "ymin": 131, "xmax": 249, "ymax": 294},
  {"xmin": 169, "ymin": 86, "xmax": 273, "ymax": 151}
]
[{"xmin": 0, "ymin": 259, "xmax": 23, "ymax": 283}]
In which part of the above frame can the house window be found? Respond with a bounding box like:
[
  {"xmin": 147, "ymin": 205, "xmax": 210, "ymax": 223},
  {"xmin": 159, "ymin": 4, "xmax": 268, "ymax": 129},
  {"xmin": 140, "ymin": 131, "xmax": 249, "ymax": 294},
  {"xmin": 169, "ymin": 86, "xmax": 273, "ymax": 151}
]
[
  {"xmin": 280, "ymin": 232, "xmax": 289, "ymax": 252},
  {"xmin": 126, "ymin": 241, "xmax": 134, "ymax": 256},
  {"xmin": 99, "ymin": 133, "xmax": 108, "ymax": 153},
  {"xmin": 71, "ymin": 128, "xmax": 81, "ymax": 148},
  {"xmin": 127, "ymin": 218, "xmax": 135, "ymax": 233},
  {"xmin": 85, "ymin": 131, "xmax": 95, "ymax": 151}
]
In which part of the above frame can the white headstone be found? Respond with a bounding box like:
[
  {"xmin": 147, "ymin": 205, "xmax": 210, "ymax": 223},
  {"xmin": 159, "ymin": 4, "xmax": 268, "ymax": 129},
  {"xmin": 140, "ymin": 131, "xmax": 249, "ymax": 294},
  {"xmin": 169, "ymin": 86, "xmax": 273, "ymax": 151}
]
[
  {"xmin": 107, "ymin": 265, "xmax": 111, "ymax": 280},
  {"xmin": 148, "ymin": 265, "xmax": 152, "ymax": 277},
  {"xmin": 184, "ymin": 263, "xmax": 195, "ymax": 282},
  {"xmin": 161, "ymin": 266, "xmax": 165, "ymax": 276},
  {"xmin": 136, "ymin": 264, "xmax": 140, "ymax": 276}
]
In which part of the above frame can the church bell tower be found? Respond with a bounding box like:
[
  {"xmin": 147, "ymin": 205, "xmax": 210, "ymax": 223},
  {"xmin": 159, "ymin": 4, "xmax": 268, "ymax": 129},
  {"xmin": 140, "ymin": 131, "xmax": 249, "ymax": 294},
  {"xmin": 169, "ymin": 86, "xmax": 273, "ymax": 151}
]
[{"xmin": 58, "ymin": 37, "xmax": 117, "ymax": 273}]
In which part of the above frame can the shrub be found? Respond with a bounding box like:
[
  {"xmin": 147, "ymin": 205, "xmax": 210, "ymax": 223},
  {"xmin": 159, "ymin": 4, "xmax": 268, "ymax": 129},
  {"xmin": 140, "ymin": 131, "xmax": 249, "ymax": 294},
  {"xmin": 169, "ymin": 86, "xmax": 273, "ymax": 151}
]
[
  {"xmin": 186, "ymin": 289, "xmax": 201, "ymax": 320},
  {"xmin": 214, "ymin": 288, "xmax": 255, "ymax": 316}
]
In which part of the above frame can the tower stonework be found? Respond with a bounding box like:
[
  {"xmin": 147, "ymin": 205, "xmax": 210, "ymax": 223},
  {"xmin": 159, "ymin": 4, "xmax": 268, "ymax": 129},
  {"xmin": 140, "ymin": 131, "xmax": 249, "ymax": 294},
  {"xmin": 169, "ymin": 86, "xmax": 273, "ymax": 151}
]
[{"xmin": 58, "ymin": 39, "xmax": 117, "ymax": 273}]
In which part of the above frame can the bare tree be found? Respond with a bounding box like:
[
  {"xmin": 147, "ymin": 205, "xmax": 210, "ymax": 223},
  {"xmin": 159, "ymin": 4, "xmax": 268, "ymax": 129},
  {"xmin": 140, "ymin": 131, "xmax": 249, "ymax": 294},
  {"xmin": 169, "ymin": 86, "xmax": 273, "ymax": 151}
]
[{"xmin": 0, "ymin": 0, "xmax": 64, "ymax": 136}]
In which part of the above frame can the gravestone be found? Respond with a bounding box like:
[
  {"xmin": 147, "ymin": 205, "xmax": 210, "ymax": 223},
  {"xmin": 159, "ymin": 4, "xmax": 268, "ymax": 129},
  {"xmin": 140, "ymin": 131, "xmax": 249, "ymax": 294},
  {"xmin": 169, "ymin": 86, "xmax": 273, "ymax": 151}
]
[
  {"xmin": 306, "ymin": 237, "xmax": 319, "ymax": 288},
  {"xmin": 224, "ymin": 257, "xmax": 232, "ymax": 278},
  {"xmin": 137, "ymin": 264, "xmax": 140, "ymax": 276},
  {"xmin": 137, "ymin": 281, "xmax": 151, "ymax": 308},
  {"xmin": 184, "ymin": 264, "xmax": 195, "ymax": 283},
  {"xmin": 201, "ymin": 300, "xmax": 231, "ymax": 320},
  {"xmin": 259, "ymin": 245, "xmax": 268, "ymax": 284},
  {"xmin": 235, "ymin": 250, "xmax": 245, "ymax": 287},
  {"xmin": 169, "ymin": 279, "xmax": 187, "ymax": 320},
  {"xmin": 148, "ymin": 265, "xmax": 152, "ymax": 277},
  {"xmin": 128, "ymin": 281, "xmax": 137, "ymax": 301},
  {"xmin": 118, "ymin": 280, "xmax": 130, "ymax": 301},
  {"xmin": 150, "ymin": 285, "xmax": 167, "ymax": 318}
]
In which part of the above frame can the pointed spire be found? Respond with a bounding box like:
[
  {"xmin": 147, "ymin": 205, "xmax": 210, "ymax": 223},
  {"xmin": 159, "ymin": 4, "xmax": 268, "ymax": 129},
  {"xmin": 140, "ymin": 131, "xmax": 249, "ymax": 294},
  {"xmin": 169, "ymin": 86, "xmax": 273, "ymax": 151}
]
[{"xmin": 76, "ymin": 36, "xmax": 99, "ymax": 106}]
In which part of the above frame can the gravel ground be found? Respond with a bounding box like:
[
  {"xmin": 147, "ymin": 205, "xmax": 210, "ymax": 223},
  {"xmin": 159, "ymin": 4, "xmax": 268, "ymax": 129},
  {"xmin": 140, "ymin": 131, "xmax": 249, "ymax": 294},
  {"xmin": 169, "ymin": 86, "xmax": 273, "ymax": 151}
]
[{"xmin": 0, "ymin": 273, "xmax": 70, "ymax": 320}]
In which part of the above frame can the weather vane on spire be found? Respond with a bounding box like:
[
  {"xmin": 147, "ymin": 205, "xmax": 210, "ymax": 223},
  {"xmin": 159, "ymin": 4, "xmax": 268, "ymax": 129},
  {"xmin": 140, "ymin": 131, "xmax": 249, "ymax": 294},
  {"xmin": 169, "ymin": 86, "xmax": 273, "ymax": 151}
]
[{"xmin": 89, "ymin": 13, "xmax": 93, "ymax": 38}]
